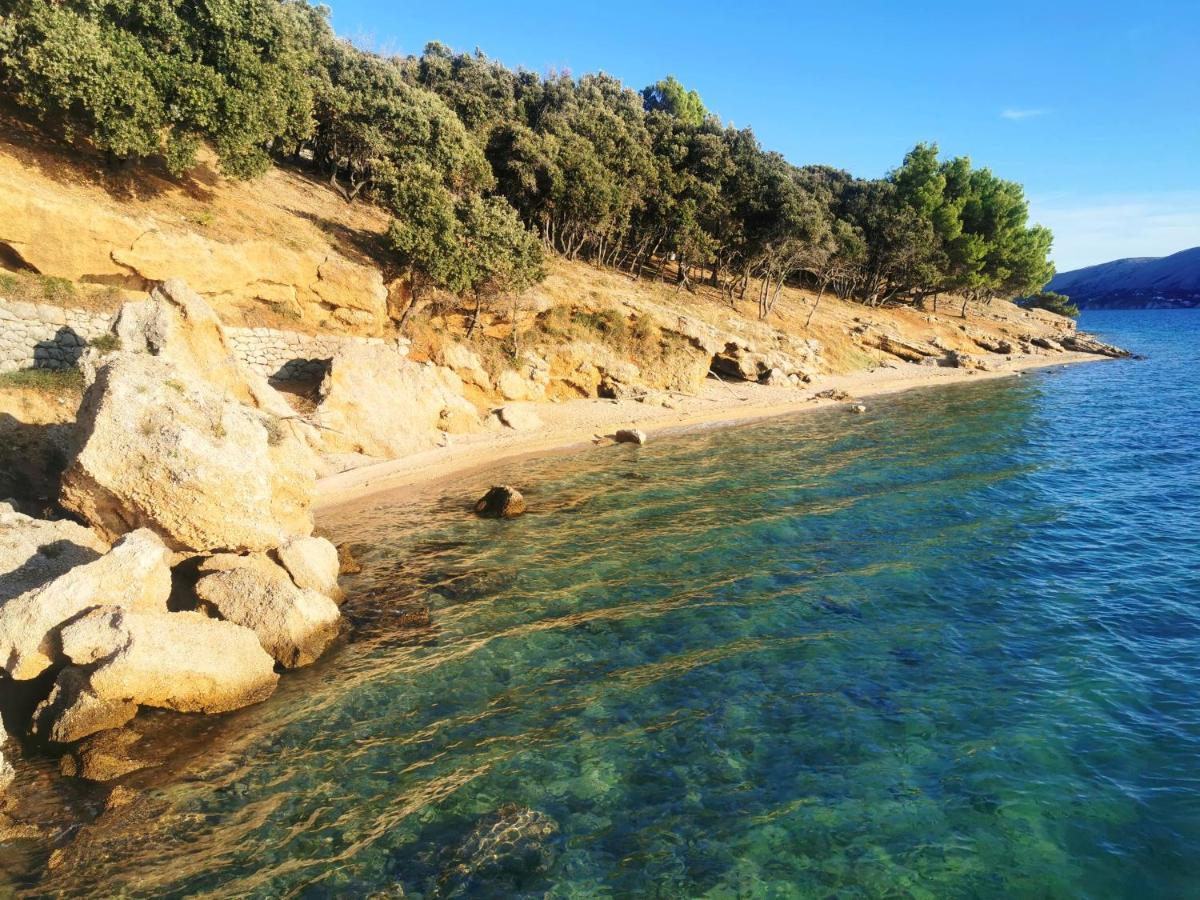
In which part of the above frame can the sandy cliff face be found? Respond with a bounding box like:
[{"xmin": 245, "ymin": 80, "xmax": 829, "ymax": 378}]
[{"xmin": 0, "ymin": 126, "xmax": 392, "ymax": 334}]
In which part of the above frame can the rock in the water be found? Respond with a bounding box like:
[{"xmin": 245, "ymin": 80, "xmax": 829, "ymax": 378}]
[
  {"xmin": 59, "ymin": 608, "xmax": 279, "ymax": 714},
  {"xmin": 1060, "ymin": 333, "xmax": 1133, "ymax": 359},
  {"xmin": 316, "ymin": 346, "xmax": 478, "ymax": 458},
  {"xmin": 614, "ymin": 428, "xmax": 647, "ymax": 445},
  {"xmin": 61, "ymin": 353, "xmax": 316, "ymax": 552},
  {"xmin": 335, "ymin": 542, "xmax": 361, "ymax": 575},
  {"xmin": 59, "ymin": 728, "xmax": 159, "ymax": 782},
  {"xmin": 475, "ymin": 486, "xmax": 526, "ymax": 519},
  {"xmin": 851, "ymin": 404, "xmax": 867, "ymax": 414},
  {"xmin": 195, "ymin": 554, "xmax": 341, "ymax": 668},
  {"xmin": 273, "ymin": 536, "xmax": 342, "ymax": 602},
  {"xmin": 0, "ymin": 528, "xmax": 172, "ymax": 680},
  {"xmin": 33, "ymin": 668, "xmax": 138, "ymax": 744},
  {"xmin": 496, "ymin": 404, "xmax": 543, "ymax": 432}
]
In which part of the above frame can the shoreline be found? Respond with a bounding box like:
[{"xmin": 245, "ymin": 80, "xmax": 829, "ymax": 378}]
[{"xmin": 316, "ymin": 350, "xmax": 1108, "ymax": 512}]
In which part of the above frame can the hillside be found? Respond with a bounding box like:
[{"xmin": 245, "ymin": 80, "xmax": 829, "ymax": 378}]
[{"xmin": 1049, "ymin": 247, "xmax": 1200, "ymax": 309}]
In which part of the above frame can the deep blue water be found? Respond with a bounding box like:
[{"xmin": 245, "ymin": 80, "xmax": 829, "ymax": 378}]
[{"xmin": 27, "ymin": 310, "xmax": 1200, "ymax": 898}]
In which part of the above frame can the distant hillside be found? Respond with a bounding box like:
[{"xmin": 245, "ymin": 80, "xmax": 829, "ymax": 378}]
[{"xmin": 1049, "ymin": 247, "xmax": 1200, "ymax": 309}]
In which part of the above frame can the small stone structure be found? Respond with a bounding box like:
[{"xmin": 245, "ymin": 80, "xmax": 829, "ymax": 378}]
[{"xmin": 0, "ymin": 297, "xmax": 408, "ymax": 380}]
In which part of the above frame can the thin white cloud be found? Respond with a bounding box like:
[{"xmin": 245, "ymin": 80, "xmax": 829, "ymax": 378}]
[
  {"xmin": 1001, "ymin": 108, "xmax": 1050, "ymax": 121},
  {"xmin": 1028, "ymin": 192, "xmax": 1200, "ymax": 272}
]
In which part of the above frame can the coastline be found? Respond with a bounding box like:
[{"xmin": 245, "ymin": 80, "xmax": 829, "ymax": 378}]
[{"xmin": 315, "ymin": 350, "xmax": 1107, "ymax": 512}]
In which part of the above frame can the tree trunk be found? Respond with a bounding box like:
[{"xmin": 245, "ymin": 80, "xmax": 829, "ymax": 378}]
[{"xmin": 466, "ymin": 292, "xmax": 484, "ymax": 339}]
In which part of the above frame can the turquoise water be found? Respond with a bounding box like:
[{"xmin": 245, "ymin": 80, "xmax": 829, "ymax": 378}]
[{"xmin": 25, "ymin": 311, "xmax": 1200, "ymax": 897}]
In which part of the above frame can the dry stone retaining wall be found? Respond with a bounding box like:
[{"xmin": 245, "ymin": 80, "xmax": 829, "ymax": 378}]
[
  {"xmin": 0, "ymin": 298, "xmax": 409, "ymax": 379},
  {"xmin": 0, "ymin": 299, "xmax": 110, "ymax": 373}
]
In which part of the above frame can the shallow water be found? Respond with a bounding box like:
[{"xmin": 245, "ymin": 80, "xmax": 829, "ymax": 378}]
[{"xmin": 17, "ymin": 311, "xmax": 1200, "ymax": 898}]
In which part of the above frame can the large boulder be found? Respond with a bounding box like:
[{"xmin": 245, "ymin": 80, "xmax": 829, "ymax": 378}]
[
  {"xmin": 273, "ymin": 536, "xmax": 342, "ymax": 601},
  {"xmin": 57, "ymin": 607, "xmax": 279, "ymax": 715},
  {"xmin": 195, "ymin": 554, "xmax": 340, "ymax": 668},
  {"xmin": 475, "ymin": 486, "xmax": 526, "ymax": 519},
  {"xmin": 0, "ymin": 528, "xmax": 172, "ymax": 680},
  {"xmin": 32, "ymin": 668, "xmax": 138, "ymax": 744},
  {"xmin": 108, "ymin": 279, "xmax": 292, "ymax": 416},
  {"xmin": 315, "ymin": 346, "xmax": 479, "ymax": 458},
  {"xmin": 495, "ymin": 404, "xmax": 543, "ymax": 432},
  {"xmin": 61, "ymin": 353, "xmax": 315, "ymax": 552},
  {"xmin": 0, "ymin": 501, "xmax": 108, "ymax": 602}
]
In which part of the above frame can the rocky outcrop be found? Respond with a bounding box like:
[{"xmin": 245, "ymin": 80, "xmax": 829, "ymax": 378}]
[
  {"xmin": 315, "ymin": 345, "xmax": 478, "ymax": 458},
  {"xmin": 61, "ymin": 353, "xmax": 315, "ymax": 552},
  {"xmin": 711, "ymin": 341, "xmax": 817, "ymax": 384},
  {"xmin": 57, "ymin": 607, "xmax": 279, "ymax": 715},
  {"xmin": 438, "ymin": 342, "xmax": 493, "ymax": 392},
  {"xmin": 0, "ymin": 528, "xmax": 172, "ymax": 680},
  {"xmin": 195, "ymin": 554, "xmax": 340, "ymax": 668},
  {"xmin": 108, "ymin": 280, "xmax": 293, "ymax": 415},
  {"xmin": 475, "ymin": 486, "xmax": 526, "ymax": 519},
  {"xmin": 0, "ymin": 181, "xmax": 390, "ymax": 333},
  {"xmin": 1060, "ymin": 333, "xmax": 1134, "ymax": 359}
]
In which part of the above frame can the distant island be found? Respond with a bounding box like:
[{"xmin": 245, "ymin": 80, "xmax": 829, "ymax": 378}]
[{"xmin": 1049, "ymin": 247, "xmax": 1200, "ymax": 309}]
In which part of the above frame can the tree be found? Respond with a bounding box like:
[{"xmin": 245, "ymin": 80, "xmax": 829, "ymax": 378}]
[
  {"xmin": 641, "ymin": 75, "xmax": 707, "ymax": 127},
  {"xmin": 0, "ymin": 0, "xmax": 316, "ymax": 177}
]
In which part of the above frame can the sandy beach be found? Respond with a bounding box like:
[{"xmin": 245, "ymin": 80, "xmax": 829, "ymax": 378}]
[{"xmin": 315, "ymin": 350, "xmax": 1105, "ymax": 511}]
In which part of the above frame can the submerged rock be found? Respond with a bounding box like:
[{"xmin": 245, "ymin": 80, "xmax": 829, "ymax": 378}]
[
  {"xmin": 195, "ymin": 553, "xmax": 341, "ymax": 668},
  {"xmin": 475, "ymin": 486, "xmax": 526, "ymax": 519},
  {"xmin": 0, "ymin": 528, "xmax": 172, "ymax": 681},
  {"xmin": 58, "ymin": 607, "xmax": 279, "ymax": 715},
  {"xmin": 439, "ymin": 805, "xmax": 561, "ymax": 894},
  {"xmin": 59, "ymin": 728, "xmax": 160, "ymax": 782},
  {"xmin": 61, "ymin": 353, "xmax": 316, "ymax": 552}
]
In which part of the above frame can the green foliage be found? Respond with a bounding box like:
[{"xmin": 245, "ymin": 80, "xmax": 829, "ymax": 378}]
[
  {"xmin": 0, "ymin": 366, "xmax": 83, "ymax": 392},
  {"xmin": 90, "ymin": 332, "xmax": 121, "ymax": 353},
  {"xmin": 1020, "ymin": 291, "xmax": 1079, "ymax": 319},
  {"xmin": 0, "ymin": 0, "xmax": 317, "ymax": 176},
  {"xmin": 641, "ymin": 76, "xmax": 707, "ymax": 127}
]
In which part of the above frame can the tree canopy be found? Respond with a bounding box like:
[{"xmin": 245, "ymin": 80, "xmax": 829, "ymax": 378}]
[{"xmin": 0, "ymin": 2, "xmax": 1056, "ymax": 316}]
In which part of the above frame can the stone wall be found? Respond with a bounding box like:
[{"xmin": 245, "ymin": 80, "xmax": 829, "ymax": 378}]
[
  {"xmin": 0, "ymin": 298, "xmax": 409, "ymax": 380},
  {"xmin": 225, "ymin": 327, "xmax": 410, "ymax": 382},
  {"xmin": 0, "ymin": 299, "xmax": 110, "ymax": 373}
]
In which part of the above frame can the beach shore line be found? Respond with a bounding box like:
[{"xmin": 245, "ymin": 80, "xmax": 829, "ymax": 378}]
[{"xmin": 315, "ymin": 351, "xmax": 1106, "ymax": 512}]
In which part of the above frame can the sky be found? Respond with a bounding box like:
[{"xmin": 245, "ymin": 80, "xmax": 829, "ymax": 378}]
[{"xmin": 328, "ymin": 0, "xmax": 1199, "ymax": 273}]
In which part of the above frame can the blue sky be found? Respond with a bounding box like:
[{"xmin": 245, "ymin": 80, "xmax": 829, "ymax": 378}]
[{"xmin": 328, "ymin": 0, "xmax": 1199, "ymax": 272}]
